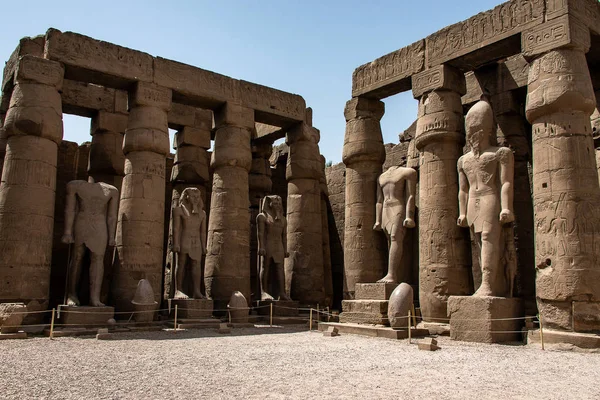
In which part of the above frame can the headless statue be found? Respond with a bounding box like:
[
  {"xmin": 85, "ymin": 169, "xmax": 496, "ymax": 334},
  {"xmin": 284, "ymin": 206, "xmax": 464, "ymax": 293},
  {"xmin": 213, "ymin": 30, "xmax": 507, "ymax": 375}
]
[
  {"xmin": 257, "ymin": 195, "xmax": 291, "ymax": 301},
  {"xmin": 172, "ymin": 187, "xmax": 207, "ymax": 299},
  {"xmin": 457, "ymin": 98, "xmax": 515, "ymax": 297},
  {"xmin": 61, "ymin": 177, "xmax": 119, "ymax": 307},
  {"xmin": 373, "ymin": 166, "xmax": 417, "ymax": 283}
]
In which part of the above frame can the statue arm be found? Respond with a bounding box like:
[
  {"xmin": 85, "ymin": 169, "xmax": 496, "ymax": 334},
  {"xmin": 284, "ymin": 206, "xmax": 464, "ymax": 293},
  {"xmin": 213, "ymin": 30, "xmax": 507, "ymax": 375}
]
[
  {"xmin": 61, "ymin": 182, "xmax": 77, "ymax": 243},
  {"xmin": 498, "ymin": 148, "xmax": 515, "ymax": 224},
  {"xmin": 457, "ymin": 157, "xmax": 469, "ymax": 227},
  {"xmin": 374, "ymin": 178, "xmax": 383, "ymax": 230},
  {"xmin": 256, "ymin": 214, "xmax": 266, "ymax": 256},
  {"xmin": 404, "ymin": 169, "xmax": 417, "ymax": 228},
  {"xmin": 107, "ymin": 188, "xmax": 119, "ymax": 246},
  {"xmin": 172, "ymin": 208, "xmax": 181, "ymax": 252},
  {"xmin": 201, "ymin": 210, "xmax": 207, "ymax": 255}
]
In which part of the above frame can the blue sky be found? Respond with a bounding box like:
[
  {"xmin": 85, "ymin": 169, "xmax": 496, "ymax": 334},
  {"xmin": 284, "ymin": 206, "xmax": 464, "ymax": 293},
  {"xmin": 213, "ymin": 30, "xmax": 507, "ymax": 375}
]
[{"xmin": 0, "ymin": 0, "xmax": 503, "ymax": 163}]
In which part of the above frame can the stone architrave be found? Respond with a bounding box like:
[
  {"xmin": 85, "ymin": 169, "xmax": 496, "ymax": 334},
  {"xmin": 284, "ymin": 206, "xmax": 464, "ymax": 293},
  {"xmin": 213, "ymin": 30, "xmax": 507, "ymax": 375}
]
[
  {"xmin": 89, "ymin": 111, "xmax": 128, "ymax": 191},
  {"xmin": 373, "ymin": 166, "xmax": 417, "ymax": 284},
  {"xmin": 524, "ymin": 19, "xmax": 600, "ymax": 332},
  {"xmin": 457, "ymin": 98, "xmax": 516, "ymax": 297},
  {"xmin": 204, "ymin": 103, "xmax": 253, "ymax": 309},
  {"xmin": 62, "ymin": 178, "xmax": 119, "ymax": 306},
  {"xmin": 0, "ymin": 56, "xmax": 64, "ymax": 310},
  {"xmin": 342, "ymin": 98, "xmax": 387, "ymax": 298},
  {"xmin": 113, "ymin": 82, "xmax": 172, "ymax": 312},
  {"xmin": 285, "ymin": 111, "xmax": 325, "ymax": 305},
  {"xmin": 412, "ymin": 65, "xmax": 472, "ymax": 322},
  {"xmin": 257, "ymin": 195, "xmax": 290, "ymax": 301}
]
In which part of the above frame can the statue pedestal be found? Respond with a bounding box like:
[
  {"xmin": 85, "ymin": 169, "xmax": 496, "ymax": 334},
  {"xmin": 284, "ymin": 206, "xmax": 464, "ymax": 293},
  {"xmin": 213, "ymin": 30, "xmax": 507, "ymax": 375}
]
[
  {"xmin": 340, "ymin": 283, "xmax": 399, "ymax": 325},
  {"xmin": 448, "ymin": 296, "xmax": 522, "ymax": 343},
  {"xmin": 59, "ymin": 306, "xmax": 115, "ymax": 327},
  {"xmin": 256, "ymin": 300, "xmax": 299, "ymax": 317},
  {"xmin": 170, "ymin": 299, "xmax": 213, "ymax": 319}
]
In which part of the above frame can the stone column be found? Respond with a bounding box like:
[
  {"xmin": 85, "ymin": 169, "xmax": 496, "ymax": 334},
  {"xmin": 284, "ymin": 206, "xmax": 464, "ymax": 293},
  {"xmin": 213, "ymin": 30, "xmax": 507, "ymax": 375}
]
[
  {"xmin": 524, "ymin": 19, "xmax": 600, "ymax": 332},
  {"xmin": 249, "ymin": 142, "xmax": 273, "ymax": 302},
  {"xmin": 89, "ymin": 111, "xmax": 128, "ymax": 190},
  {"xmin": 320, "ymin": 155, "xmax": 334, "ymax": 307},
  {"xmin": 491, "ymin": 91, "xmax": 536, "ymax": 315},
  {"xmin": 342, "ymin": 98, "xmax": 386, "ymax": 298},
  {"xmin": 0, "ymin": 55, "xmax": 64, "ymax": 308},
  {"xmin": 412, "ymin": 65, "xmax": 472, "ymax": 322},
  {"xmin": 113, "ymin": 82, "xmax": 171, "ymax": 312},
  {"xmin": 285, "ymin": 111, "xmax": 325, "ymax": 305},
  {"xmin": 205, "ymin": 103, "xmax": 253, "ymax": 308}
]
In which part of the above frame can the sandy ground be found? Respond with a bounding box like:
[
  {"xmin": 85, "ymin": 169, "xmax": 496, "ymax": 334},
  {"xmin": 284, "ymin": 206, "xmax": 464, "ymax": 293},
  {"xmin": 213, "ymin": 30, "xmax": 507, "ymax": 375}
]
[{"xmin": 1, "ymin": 325, "xmax": 599, "ymax": 400}]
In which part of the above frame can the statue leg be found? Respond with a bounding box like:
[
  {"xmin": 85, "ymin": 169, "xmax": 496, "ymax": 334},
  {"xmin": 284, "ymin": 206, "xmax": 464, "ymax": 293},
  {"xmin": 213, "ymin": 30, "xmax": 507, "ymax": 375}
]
[
  {"xmin": 260, "ymin": 256, "xmax": 274, "ymax": 301},
  {"xmin": 191, "ymin": 257, "xmax": 205, "ymax": 299},
  {"xmin": 275, "ymin": 262, "xmax": 291, "ymax": 301},
  {"xmin": 89, "ymin": 251, "xmax": 106, "ymax": 307},
  {"xmin": 66, "ymin": 244, "xmax": 86, "ymax": 306},
  {"xmin": 475, "ymin": 222, "xmax": 501, "ymax": 297},
  {"xmin": 174, "ymin": 253, "xmax": 190, "ymax": 299},
  {"xmin": 377, "ymin": 223, "xmax": 405, "ymax": 283}
]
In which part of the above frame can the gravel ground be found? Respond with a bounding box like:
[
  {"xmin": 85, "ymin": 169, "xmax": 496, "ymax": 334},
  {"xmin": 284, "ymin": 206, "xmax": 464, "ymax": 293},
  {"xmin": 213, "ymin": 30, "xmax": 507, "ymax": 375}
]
[{"xmin": 1, "ymin": 325, "xmax": 599, "ymax": 400}]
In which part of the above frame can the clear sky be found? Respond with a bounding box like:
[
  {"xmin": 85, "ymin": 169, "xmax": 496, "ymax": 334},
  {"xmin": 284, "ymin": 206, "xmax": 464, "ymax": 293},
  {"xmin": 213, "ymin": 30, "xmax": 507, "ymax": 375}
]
[{"xmin": 1, "ymin": 0, "xmax": 503, "ymax": 163}]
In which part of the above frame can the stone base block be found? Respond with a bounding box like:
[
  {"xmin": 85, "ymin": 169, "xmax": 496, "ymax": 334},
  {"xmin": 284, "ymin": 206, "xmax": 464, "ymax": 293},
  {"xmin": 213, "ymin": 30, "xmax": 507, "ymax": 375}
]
[
  {"xmin": 527, "ymin": 329, "xmax": 600, "ymax": 351},
  {"xmin": 418, "ymin": 338, "xmax": 440, "ymax": 351},
  {"xmin": 355, "ymin": 283, "xmax": 398, "ymax": 300},
  {"xmin": 448, "ymin": 296, "xmax": 522, "ymax": 344},
  {"xmin": 0, "ymin": 331, "xmax": 27, "ymax": 340},
  {"xmin": 171, "ymin": 299, "xmax": 213, "ymax": 319},
  {"xmin": 417, "ymin": 321, "xmax": 450, "ymax": 336},
  {"xmin": 573, "ymin": 301, "xmax": 600, "ymax": 333},
  {"xmin": 59, "ymin": 306, "xmax": 115, "ymax": 327},
  {"xmin": 169, "ymin": 318, "xmax": 220, "ymax": 330},
  {"xmin": 342, "ymin": 300, "xmax": 388, "ymax": 313},
  {"xmin": 318, "ymin": 322, "xmax": 429, "ymax": 340},
  {"xmin": 339, "ymin": 312, "xmax": 387, "ymax": 325},
  {"xmin": 256, "ymin": 300, "xmax": 299, "ymax": 316}
]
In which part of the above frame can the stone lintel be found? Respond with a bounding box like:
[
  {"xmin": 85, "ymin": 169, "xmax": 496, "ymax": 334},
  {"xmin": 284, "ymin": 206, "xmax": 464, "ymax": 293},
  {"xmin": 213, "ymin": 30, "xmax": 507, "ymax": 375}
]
[
  {"xmin": 61, "ymin": 79, "xmax": 127, "ymax": 117},
  {"xmin": 91, "ymin": 111, "xmax": 128, "ymax": 134},
  {"xmin": 214, "ymin": 102, "xmax": 254, "ymax": 129},
  {"xmin": 130, "ymin": 82, "xmax": 172, "ymax": 110},
  {"xmin": 168, "ymin": 102, "xmax": 212, "ymax": 131},
  {"xmin": 14, "ymin": 55, "xmax": 64, "ymax": 89},
  {"xmin": 344, "ymin": 97, "xmax": 385, "ymax": 121},
  {"xmin": 2, "ymin": 35, "xmax": 45, "ymax": 93},
  {"xmin": 239, "ymin": 80, "xmax": 306, "ymax": 126},
  {"xmin": 522, "ymin": 14, "xmax": 591, "ymax": 58},
  {"xmin": 351, "ymin": 40, "xmax": 425, "ymax": 99},
  {"xmin": 412, "ymin": 65, "xmax": 466, "ymax": 99}
]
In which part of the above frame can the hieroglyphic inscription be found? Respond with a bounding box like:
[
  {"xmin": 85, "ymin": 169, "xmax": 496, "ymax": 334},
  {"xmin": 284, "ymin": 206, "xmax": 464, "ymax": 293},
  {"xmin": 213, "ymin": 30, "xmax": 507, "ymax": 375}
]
[
  {"xmin": 427, "ymin": 0, "xmax": 544, "ymax": 67},
  {"xmin": 351, "ymin": 40, "xmax": 425, "ymax": 98},
  {"xmin": 522, "ymin": 15, "xmax": 589, "ymax": 56},
  {"xmin": 412, "ymin": 65, "xmax": 466, "ymax": 98},
  {"xmin": 546, "ymin": 0, "xmax": 600, "ymax": 35}
]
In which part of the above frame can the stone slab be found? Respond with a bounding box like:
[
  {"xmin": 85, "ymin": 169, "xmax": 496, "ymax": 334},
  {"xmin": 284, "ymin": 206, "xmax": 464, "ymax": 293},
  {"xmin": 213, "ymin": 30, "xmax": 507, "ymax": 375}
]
[
  {"xmin": 573, "ymin": 301, "xmax": 600, "ymax": 332},
  {"xmin": 256, "ymin": 300, "xmax": 300, "ymax": 317},
  {"xmin": 170, "ymin": 299, "xmax": 213, "ymax": 319},
  {"xmin": 355, "ymin": 283, "xmax": 398, "ymax": 300},
  {"xmin": 417, "ymin": 321, "xmax": 451, "ymax": 336},
  {"xmin": 318, "ymin": 322, "xmax": 429, "ymax": 340},
  {"xmin": 527, "ymin": 328, "xmax": 600, "ymax": 351},
  {"xmin": 267, "ymin": 316, "xmax": 308, "ymax": 325},
  {"xmin": 448, "ymin": 296, "xmax": 523, "ymax": 344},
  {"xmin": 339, "ymin": 312, "xmax": 387, "ymax": 325},
  {"xmin": 341, "ymin": 300, "xmax": 388, "ymax": 314},
  {"xmin": 58, "ymin": 306, "xmax": 115, "ymax": 327},
  {"xmin": 0, "ymin": 331, "xmax": 27, "ymax": 340}
]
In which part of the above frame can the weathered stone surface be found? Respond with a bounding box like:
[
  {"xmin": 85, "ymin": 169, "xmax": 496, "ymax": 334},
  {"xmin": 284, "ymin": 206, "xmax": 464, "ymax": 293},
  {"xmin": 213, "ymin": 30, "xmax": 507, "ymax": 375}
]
[
  {"xmin": 228, "ymin": 291, "xmax": 249, "ymax": 323},
  {"xmin": 59, "ymin": 306, "xmax": 115, "ymax": 327},
  {"xmin": 0, "ymin": 303, "xmax": 26, "ymax": 334},
  {"xmin": 355, "ymin": 283, "xmax": 398, "ymax": 301},
  {"xmin": 323, "ymin": 326, "xmax": 339, "ymax": 337},
  {"xmin": 61, "ymin": 80, "xmax": 127, "ymax": 117},
  {"xmin": 545, "ymin": 0, "xmax": 600, "ymax": 35},
  {"xmin": 412, "ymin": 64, "xmax": 466, "ymax": 98},
  {"xmin": 573, "ymin": 302, "xmax": 600, "ymax": 332},
  {"xmin": 2, "ymin": 35, "xmax": 45, "ymax": 92},
  {"xmin": 168, "ymin": 103, "xmax": 212, "ymax": 131},
  {"xmin": 131, "ymin": 279, "xmax": 157, "ymax": 324},
  {"xmin": 338, "ymin": 311, "xmax": 387, "ymax": 325},
  {"xmin": 388, "ymin": 283, "xmax": 413, "ymax": 329},
  {"xmin": 448, "ymin": 296, "xmax": 522, "ymax": 343},
  {"xmin": 342, "ymin": 300, "xmax": 388, "ymax": 314},
  {"xmin": 418, "ymin": 338, "xmax": 440, "ymax": 351},
  {"xmin": 352, "ymin": 40, "xmax": 425, "ymax": 98},
  {"xmin": 522, "ymin": 14, "xmax": 590, "ymax": 57},
  {"xmin": 171, "ymin": 298, "xmax": 213, "ymax": 319}
]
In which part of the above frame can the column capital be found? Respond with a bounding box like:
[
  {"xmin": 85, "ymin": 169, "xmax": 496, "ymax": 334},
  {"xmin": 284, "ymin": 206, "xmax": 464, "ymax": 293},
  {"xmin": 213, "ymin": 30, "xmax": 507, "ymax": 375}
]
[
  {"xmin": 175, "ymin": 126, "xmax": 211, "ymax": 150},
  {"xmin": 522, "ymin": 14, "xmax": 590, "ymax": 58},
  {"xmin": 14, "ymin": 55, "xmax": 64, "ymax": 90},
  {"xmin": 130, "ymin": 82, "xmax": 172, "ymax": 111},
  {"xmin": 344, "ymin": 97, "xmax": 384, "ymax": 121},
  {"xmin": 412, "ymin": 64, "xmax": 466, "ymax": 99},
  {"xmin": 215, "ymin": 102, "xmax": 254, "ymax": 130}
]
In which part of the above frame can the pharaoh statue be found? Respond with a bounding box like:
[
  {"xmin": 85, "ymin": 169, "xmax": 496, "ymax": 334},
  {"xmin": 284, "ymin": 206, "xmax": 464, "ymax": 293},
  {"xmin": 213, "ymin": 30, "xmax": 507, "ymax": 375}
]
[
  {"xmin": 172, "ymin": 187, "xmax": 207, "ymax": 299},
  {"xmin": 61, "ymin": 177, "xmax": 119, "ymax": 307},
  {"xmin": 257, "ymin": 195, "xmax": 291, "ymax": 301},
  {"xmin": 457, "ymin": 98, "xmax": 515, "ymax": 297},
  {"xmin": 373, "ymin": 166, "xmax": 417, "ymax": 283}
]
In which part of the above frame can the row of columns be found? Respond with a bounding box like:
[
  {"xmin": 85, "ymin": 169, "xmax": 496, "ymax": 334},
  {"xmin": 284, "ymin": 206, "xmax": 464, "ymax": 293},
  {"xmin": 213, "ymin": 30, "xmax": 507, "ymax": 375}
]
[
  {"xmin": 0, "ymin": 55, "xmax": 328, "ymax": 312},
  {"xmin": 342, "ymin": 19, "xmax": 600, "ymax": 331}
]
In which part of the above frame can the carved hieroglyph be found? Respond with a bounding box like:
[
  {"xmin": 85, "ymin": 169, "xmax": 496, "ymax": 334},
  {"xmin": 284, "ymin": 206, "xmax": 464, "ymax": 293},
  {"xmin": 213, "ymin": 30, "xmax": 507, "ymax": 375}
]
[
  {"xmin": 62, "ymin": 178, "xmax": 119, "ymax": 306},
  {"xmin": 172, "ymin": 187, "xmax": 207, "ymax": 300},
  {"xmin": 257, "ymin": 195, "xmax": 291, "ymax": 301},
  {"xmin": 373, "ymin": 166, "xmax": 417, "ymax": 284},
  {"xmin": 457, "ymin": 99, "xmax": 516, "ymax": 297}
]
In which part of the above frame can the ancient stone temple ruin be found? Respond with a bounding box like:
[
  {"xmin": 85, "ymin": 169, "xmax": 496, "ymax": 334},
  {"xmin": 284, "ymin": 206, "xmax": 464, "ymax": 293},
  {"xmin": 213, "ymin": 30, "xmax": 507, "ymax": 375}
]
[
  {"xmin": 0, "ymin": 28, "xmax": 330, "ymax": 328},
  {"xmin": 332, "ymin": 0, "xmax": 600, "ymax": 347}
]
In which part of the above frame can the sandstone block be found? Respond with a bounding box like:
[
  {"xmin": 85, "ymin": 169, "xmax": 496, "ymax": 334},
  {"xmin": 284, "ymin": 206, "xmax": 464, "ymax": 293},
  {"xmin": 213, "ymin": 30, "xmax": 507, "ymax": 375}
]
[
  {"xmin": 412, "ymin": 64, "xmax": 466, "ymax": 98},
  {"xmin": 573, "ymin": 301, "xmax": 600, "ymax": 332},
  {"xmin": 239, "ymin": 80, "xmax": 305, "ymax": 124},
  {"xmin": 171, "ymin": 299, "xmax": 213, "ymax": 319},
  {"xmin": 418, "ymin": 338, "xmax": 440, "ymax": 351},
  {"xmin": 342, "ymin": 300, "xmax": 387, "ymax": 314},
  {"xmin": 339, "ymin": 312, "xmax": 387, "ymax": 325},
  {"xmin": 218, "ymin": 323, "xmax": 231, "ymax": 334},
  {"xmin": 228, "ymin": 291, "xmax": 249, "ymax": 323},
  {"xmin": 0, "ymin": 303, "xmax": 26, "ymax": 334},
  {"xmin": 2, "ymin": 35, "xmax": 45, "ymax": 92},
  {"xmin": 92, "ymin": 111, "xmax": 128, "ymax": 134},
  {"xmin": 448, "ymin": 296, "xmax": 523, "ymax": 343},
  {"xmin": 323, "ymin": 326, "xmax": 339, "ymax": 337},
  {"xmin": 15, "ymin": 55, "xmax": 64, "ymax": 89},
  {"xmin": 522, "ymin": 14, "xmax": 590, "ymax": 58},
  {"xmin": 175, "ymin": 126, "xmax": 211, "ymax": 149},
  {"xmin": 59, "ymin": 306, "xmax": 115, "ymax": 327},
  {"xmin": 131, "ymin": 82, "xmax": 172, "ymax": 110},
  {"xmin": 215, "ymin": 103, "xmax": 254, "ymax": 129},
  {"xmin": 355, "ymin": 283, "xmax": 398, "ymax": 300}
]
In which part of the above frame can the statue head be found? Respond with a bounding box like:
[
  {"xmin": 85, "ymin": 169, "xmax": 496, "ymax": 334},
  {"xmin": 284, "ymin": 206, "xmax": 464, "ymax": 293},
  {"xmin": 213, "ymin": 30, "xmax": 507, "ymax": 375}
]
[
  {"xmin": 261, "ymin": 195, "xmax": 284, "ymax": 220},
  {"xmin": 180, "ymin": 187, "xmax": 203, "ymax": 214},
  {"xmin": 465, "ymin": 98, "xmax": 494, "ymax": 155}
]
